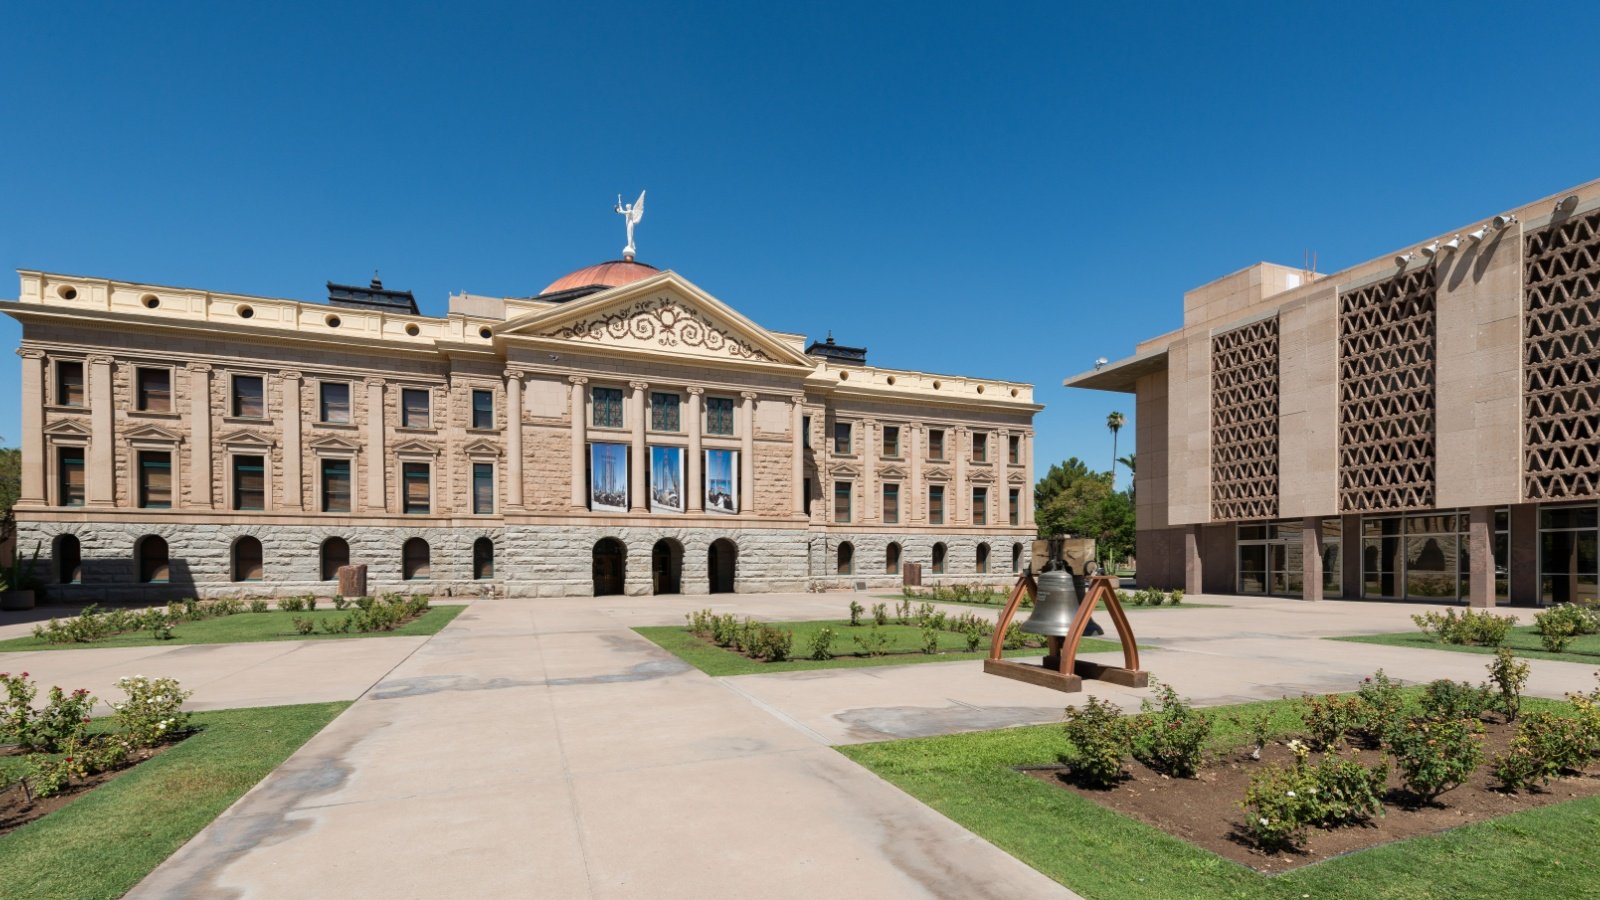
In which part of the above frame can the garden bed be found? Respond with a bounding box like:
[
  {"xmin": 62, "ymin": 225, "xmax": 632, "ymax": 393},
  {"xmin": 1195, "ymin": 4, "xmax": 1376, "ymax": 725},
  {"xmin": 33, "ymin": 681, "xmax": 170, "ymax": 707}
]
[
  {"xmin": 0, "ymin": 603, "xmax": 463, "ymax": 652},
  {"xmin": 0, "ymin": 735, "xmax": 183, "ymax": 836},
  {"xmin": 1335, "ymin": 626, "xmax": 1600, "ymax": 665},
  {"xmin": 1023, "ymin": 716, "xmax": 1600, "ymax": 873}
]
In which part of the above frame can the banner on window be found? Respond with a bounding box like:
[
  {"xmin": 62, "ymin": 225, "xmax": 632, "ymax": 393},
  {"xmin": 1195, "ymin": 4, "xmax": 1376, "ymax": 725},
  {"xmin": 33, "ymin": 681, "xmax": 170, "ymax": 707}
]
[
  {"xmin": 590, "ymin": 442, "xmax": 629, "ymax": 513},
  {"xmin": 706, "ymin": 449, "xmax": 738, "ymax": 514},
  {"xmin": 649, "ymin": 446, "xmax": 685, "ymax": 513}
]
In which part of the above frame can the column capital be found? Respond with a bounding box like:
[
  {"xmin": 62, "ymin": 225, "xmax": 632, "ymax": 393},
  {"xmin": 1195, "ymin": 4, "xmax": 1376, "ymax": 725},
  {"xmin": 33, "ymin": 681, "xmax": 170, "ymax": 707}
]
[
  {"xmin": 685, "ymin": 386, "xmax": 705, "ymax": 396},
  {"xmin": 629, "ymin": 381, "xmax": 650, "ymax": 392},
  {"xmin": 739, "ymin": 391, "xmax": 758, "ymax": 401},
  {"xmin": 87, "ymin": 354, "xmax": 115, "ymax": 367},
  {"xmin": 364, "ymin": 376, "xmax": 387, "ymax": 388},
  {"xmin": 279, "ymin": 369, "xmax": 302, "ymax": 381},
  {"xmin": 184, "ymin": 362, "xmax": 213, "ymax": 374},
  {"xmin": 504, "ymin": 368, "xmax": 528, "ymax": 381},
  {"xmin": 568, "ymin": 375, "xmax": 589, "ymax": 385},
  {"xmin": 790, "ymin": 394, "xmax": 806, "ymax": 405},
  {"xmin": 16, "ymin": 347, "xmax": 45, "ymax": 360}
]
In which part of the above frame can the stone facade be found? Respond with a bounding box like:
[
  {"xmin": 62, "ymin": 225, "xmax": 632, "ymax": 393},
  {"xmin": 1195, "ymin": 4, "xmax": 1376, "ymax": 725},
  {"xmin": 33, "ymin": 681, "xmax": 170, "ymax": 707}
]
[{"xmin": 5, "ymin": 264, "xmax": 1039, "ymax": 599}]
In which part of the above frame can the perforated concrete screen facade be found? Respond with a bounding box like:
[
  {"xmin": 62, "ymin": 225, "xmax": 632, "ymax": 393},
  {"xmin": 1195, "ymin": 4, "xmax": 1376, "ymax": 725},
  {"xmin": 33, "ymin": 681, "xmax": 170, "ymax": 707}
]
[{"xmin": 1065, "ymin": 177, "xmax": 1600, "ymax": 607}]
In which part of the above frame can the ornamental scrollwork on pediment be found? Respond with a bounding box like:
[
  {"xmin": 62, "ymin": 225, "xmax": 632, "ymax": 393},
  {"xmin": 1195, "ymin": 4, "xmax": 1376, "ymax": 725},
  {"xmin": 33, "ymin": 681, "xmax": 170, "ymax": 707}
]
[{"xmin": 553, "ymin": 296, "xmax": 774, "ymax": 362}]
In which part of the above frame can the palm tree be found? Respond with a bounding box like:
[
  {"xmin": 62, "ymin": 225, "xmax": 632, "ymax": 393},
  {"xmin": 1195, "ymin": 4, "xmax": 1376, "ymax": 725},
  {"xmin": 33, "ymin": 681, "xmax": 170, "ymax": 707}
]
[
  {"xmin": 1106, "ymin": 412, "xmax": 1125, "ymax": 490},
  {"xmin": 1118, "ymin": 453, "xmax": 1136, "ymax": 500}
]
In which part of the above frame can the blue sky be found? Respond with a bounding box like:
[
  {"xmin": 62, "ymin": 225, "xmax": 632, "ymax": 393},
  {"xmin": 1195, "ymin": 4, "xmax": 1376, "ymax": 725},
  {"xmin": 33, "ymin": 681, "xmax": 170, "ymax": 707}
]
[{"xmin": 4, "ymin": 1, "xmax": 1600, "ymax": 488}]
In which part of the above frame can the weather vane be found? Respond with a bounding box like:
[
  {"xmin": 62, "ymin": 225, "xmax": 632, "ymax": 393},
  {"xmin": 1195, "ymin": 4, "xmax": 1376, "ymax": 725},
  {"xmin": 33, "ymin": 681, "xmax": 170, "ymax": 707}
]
[{"xmin": 615, "ymin": 190, "xmax": 646, "ymax": 261}]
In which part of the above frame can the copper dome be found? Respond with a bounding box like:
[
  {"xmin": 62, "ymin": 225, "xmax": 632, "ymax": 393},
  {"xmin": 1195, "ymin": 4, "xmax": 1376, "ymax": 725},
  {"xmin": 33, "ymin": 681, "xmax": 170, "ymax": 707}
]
[{"xmin": 538, "ymin": 259, "xmax": 659, "ymax": 297}]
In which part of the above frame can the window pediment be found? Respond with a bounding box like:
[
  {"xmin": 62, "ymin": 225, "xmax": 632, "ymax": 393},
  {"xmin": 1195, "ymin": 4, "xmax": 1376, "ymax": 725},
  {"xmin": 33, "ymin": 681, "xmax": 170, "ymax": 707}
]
[
  {"xmin": 218, "ymin": 429, "xmax": 275, "ymax": 449},
  {"xmin": 879, "ymin": 464, "xmax": 908, "ymax": 479},
  {"xmin": 1008, "ymin": 471, "xmax": 1028, "ymax": 484},
  {"xmin": 393, "ymin": 438, "xmax": 442, "ymax": 457},
  {"xmin": 462, "ymin": 438, "xmax": 502, "ymax": 458},
  {"xmin": 924, "ymin": 466, "xmax": 951, "ymax": 481},
  {"xmin": 308, "ymin": 434, "xmax": 361, "ymax": 453},
  {"xmin": 43, "ymin": 419, "xmax": 92, "ymax": 437},
  {"xmin": 124, "ymin": 423, "xmax": 184, "ymax": 443},
  {"xmin": 828, "ymin": 462, "xmax": 861, "ymax": 478}
]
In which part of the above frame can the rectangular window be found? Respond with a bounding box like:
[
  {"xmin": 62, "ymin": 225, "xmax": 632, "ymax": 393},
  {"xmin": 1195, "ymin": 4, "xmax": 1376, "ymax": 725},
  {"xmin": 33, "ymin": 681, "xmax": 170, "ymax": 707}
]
[
  {"xmin": 928, "ymin": 485, "xmax": 945, "ymax": 525},
  {"xmin": 401, "ymin": 388, "xmax": 431, "ymax": 429},
  {"xmin": 804, "ymin": 477, "xmax": 812, "ymax": 515},
  {"xmin": 882, "ymin": 426, "xmax": 900, "ymax": 458},
  {"xmin": 973, "ymin": 433, "xmax": 988, "ymax": 462},
  {"xmin": 802, "ymin": 415, "xmax": 812, "ymax": 448},
  {"xmin": 928, "ymin": 428, "xmax": 945, "ymax": 460},
  {"xmin": 472, "ymin": 462, "xmax": 495, "ymax": 514},
  {"xmin": 58, "ymin": 446, "xmax": 85, "ymax": 507},
  {"xmin": 1008, "ymin": 488, "xmax": 1020, "ymax": 526},
  {"xmin": 402, "ymin": 462, "xmax": 431, "ymax": 514},
  {"xmin": 139, "ymin": 451, "xmax": 172, "ymax": 509},
  {"xmin": 834, "ymin": 481, "xmax": 852, "ymax": 524},
  {"xmin": 233, "ymin": 455, "xmax": 265, "ymax": 511},
  {"xmin": 593, "ymin": 387, "xmax": 624, "ymax": 428},
  {"xmin": 973, "ymin": 487, "xmax": 988, "ymax": 525},
  {"xmin": 55, "ymin": 361, "xmax": 85, "ymax": 407},
  {"xmin": 882, "ymin": 484, "xmax": 900, "ymax": 524},
  {"xmin": 471, "ymin": 389, "xmax": 494, "ymax": 430},
  {"xmin": 232, "ymin": 375, "xmax": 265, "ymax": 418},
  {"xmin": 706, "ymin": 397, "xmax": 734, "ymax": 435},
  {"xmin": 321, "ymin": 459, "xmax": 352, "ymax": 513},
  {"xmin": 650, "ymin": 392, "xmax": 681, "ymax": 431},
  {"xmin": 1008, "ymin": 434, "xmax": 1021, "ymax": 465},
  {"xmin": 320, "ymin": 382, "xmax": 351, "ymax": 424},
  {"xmin": 136, "ymin": 368, "xmax": 171, "ymax": 413},
  {"xmin": 833, "ymin": 422, "xmax": 852, "ymax": 454}
]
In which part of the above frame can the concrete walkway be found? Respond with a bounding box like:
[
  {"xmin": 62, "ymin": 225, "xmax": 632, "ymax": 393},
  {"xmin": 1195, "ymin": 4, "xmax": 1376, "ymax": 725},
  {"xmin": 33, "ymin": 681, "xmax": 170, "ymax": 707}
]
[{"xmin": 24, "ymin": 590, "xmax": 1591, "ymax": 898}]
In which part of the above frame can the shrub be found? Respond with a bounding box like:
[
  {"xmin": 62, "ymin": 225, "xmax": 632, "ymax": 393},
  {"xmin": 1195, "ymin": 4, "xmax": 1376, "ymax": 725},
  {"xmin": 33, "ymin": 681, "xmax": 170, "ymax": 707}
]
[
  {"xmin": 962, "ymin": 623, "xmax": 984, "ymax": 652},
  {"xmin": 1389, "ymin": 716, "xmax": 1483, "ymax": 803},
  {"xmin": 848, "ymin": 600, "xmax": 864, "ymax": 627},
  {"xmin": 2, "ymin": 674, "xmax": 95, "ymax": 754},
  {"xmin": 320, "ymin": 616, "xmax": 353, "ymax": 635},
  {"xmin": 1487, "ymin": 647, "xmax": 1531, "ymax": 722},
  {"xmin": 1534, "ymin": 604, "xmax": 1593, "ymax": 653},
  {"xmin": 1230, "ymin": 710, "xmax": 1273, "ymax": 760},
  {"xmin": 1301, "ymin": 693, "xmax": 1362, "ymax": 751},
  {"xmin": 1411, "ymin": 608, "xmax": 1515, "ymax": 646},
  {"xmin": 871, "ymin": 603, "xmax": 888, "ymax": 626},
  {"xmin": 1311, "ymin": 750, "xmax": 1389, "ymax": 826},
  {"xmin": 685, "ymin": 609, "xmax": 714, "ymax": 637},
  {"xmin": 853, "ymin": 627, "xmax": 889, "ymax": 657},
  {"xmin": 809, "ymin": 627, "xmax": 835, "ymax": 661},
  {"xmin": 1169, "ymin": 589, "xmax": 1184, "ymax": 605},
  {"xmin": 292, "ymin": 617, "xmax": 315, "ymax": 635},
  {"xmin": 1, "ymin": 671, "xmax": 39, "ymax": 747},
  {"xmin": 333, "ymin": 595, "xmax": 350, "ymax": 611},
  {"xmin": 1131, "ymin": 680, "xmax": 1211, "ymax": 777},
  {"xmin": 1061, "ymin": 695, "xmax": 1132, "ymax": 788},
  {"xmin": 1353, "ymin": 670, "xmax": 1406, "ymax": 747},
  {"xmin": 1491, "ymin": 710, "xmax": 1588, "ymax": 792},
  {"xmin": 920, "ymin": 627, "xmax": 940, "ymax": 655},
  {"xmin": 278, "ymin": 596, "xmax": 306, "ymax": 613},
  {"xmin": 249, "ymin": 599, "xmax": 269, "ymax": 613},
  {"xmin": 1143, "ymin": 588, "xmax": 1167, "ymax": 607},
  {"xmin": 304, "ymin": 595, "xmax": 319, "ymax": 612},
  {"xmin": 112, "ymin": 675, "xmax": 191, "ymax": 748},
  {"xmin": 1240, "ymin": 745, "xmax": 1317, "ymax": 850},
  {"xmin": 1420, "ymin": 679, "xmax": 1494, "ymax": 722},
  {"xmin": 148, "ymin": 615, "xmax": 174, "ymax": 641}
]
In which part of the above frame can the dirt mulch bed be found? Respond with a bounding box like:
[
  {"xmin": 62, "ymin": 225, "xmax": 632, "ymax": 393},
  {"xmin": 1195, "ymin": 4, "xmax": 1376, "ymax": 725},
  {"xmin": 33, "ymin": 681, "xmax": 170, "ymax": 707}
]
[
  {"xmin": 0, "ymin": 739, "xmax": 181, "ymax": 837},
  {"xmin": 1023, "ymin": 718, "xmax": 1600, "ymax": 873}
]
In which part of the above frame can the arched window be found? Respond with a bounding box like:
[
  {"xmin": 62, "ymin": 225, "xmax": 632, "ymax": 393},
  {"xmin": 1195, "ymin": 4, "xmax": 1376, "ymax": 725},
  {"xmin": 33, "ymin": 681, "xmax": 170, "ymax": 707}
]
[
  {"xmin": 837, "ymin": 541, "xmax": 854, "ymax": 575},
  {"xmin": 1012, "ymin": 542, "xmax": 1023, "ymax": 573},
  {"xmin": 473, "ymin": 537, "xmax": 494, "ymax": 580},
  {"xmin": 976, "ymin": 542, "xmax": 990, "ymax": 575},
  {"xmin": 55, "ymin": 534, "xmax": 82, "ymax": 584},
  {"xmin": 402, "ymin": 538, "xmax": 431, "ymax": 580},
  {"xmin": 232, "ymin": 536, "xmax": 264, "ymax": 582},
  {"xmin": 137, "ymin": 535, "xmax": 169, "ymax": 584},
  {"xmin": 320, "ymin": 538, "xmax": 350, "ymax": 581},
  {"xmin": 885, "ymin": 541, "xmax": 902, "ymax": 575},
  {"xmin": 932, "ymin": 542, "xmax": 947, "ymax": 575}
]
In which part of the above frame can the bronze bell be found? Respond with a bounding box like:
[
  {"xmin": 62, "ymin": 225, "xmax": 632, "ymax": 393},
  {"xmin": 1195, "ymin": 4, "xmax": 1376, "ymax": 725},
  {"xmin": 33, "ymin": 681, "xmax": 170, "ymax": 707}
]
[{"xmin": 1020, "ymin": 570, "xmax": 1082, "ymax": 637}]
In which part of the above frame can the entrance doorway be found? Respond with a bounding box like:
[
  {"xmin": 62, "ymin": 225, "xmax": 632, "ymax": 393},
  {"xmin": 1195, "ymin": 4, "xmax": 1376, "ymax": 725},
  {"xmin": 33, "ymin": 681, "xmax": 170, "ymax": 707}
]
[
  {"xmin": 708, "ymin": 538, "xmax": 737, "ymax": 594},
  {"xmin": 652, "ymin": 539, "xmax": 683, "ymax": 595},
  {"xmin": 593, "ymin": 538, "xmax": 627, "ymax": 596}
]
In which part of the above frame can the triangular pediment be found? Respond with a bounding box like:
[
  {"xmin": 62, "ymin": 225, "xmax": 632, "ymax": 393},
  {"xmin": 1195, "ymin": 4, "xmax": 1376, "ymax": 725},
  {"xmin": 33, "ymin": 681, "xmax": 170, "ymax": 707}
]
[
  {"xmin": 880, "ymin": 464, "xmax": 908, "ymax": 479},
  {"xmin": 43, "ymin": 419, "xmax": 92, "ymax": 437},
  {"xmin": 218, "ymin": 429, "xmax": 275, "ymax": 449},
  {"xmin": 461, "ymin": 438, "xmax": 502, "ymax": 457},
  {"xmin": 970, "ymin": 470, "xmax": 997, "ymax": 484},
  {"xmin": 828, "ymin": 462, "xmax": 861, "ymax": 478},
  {"xmin": 498, "ymin": 272, "xmax": 816, "ymax": 369},
  {"xmin": 924, "ymin": 466, "xmax": 952, "ymax": 481},
  {"xmin": 1008, "ymin": 470, "xmax": 1027, "ymax": 484},
  {"xmin": 307, "ymin": 434, "xmax": 361, "ymax": 452},
  {"xmin": 124, "ymin": 423, "xmax": 184, "ymax": 443},
  {"xmin": 393, "ymin": 439, "xmax": 442, "ymax": 457}
]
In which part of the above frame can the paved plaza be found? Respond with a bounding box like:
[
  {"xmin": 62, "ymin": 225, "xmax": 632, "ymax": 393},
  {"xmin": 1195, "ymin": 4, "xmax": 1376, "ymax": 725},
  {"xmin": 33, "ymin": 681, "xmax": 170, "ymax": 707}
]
[{"xmin": 5, "ymin": 592, "xmax": 1595, "ymax": 898}]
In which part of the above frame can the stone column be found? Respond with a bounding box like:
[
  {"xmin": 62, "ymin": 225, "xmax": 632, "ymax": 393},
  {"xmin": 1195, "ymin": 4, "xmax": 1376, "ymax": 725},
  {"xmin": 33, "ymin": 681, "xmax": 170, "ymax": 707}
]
[
  {"xmin": 862, "ymin": 418, "xmax": 876, "ymax": 523},
  {"xmin": 280, "ymin": 370, "xmax": 302, "ymax": 510},
  {"xmin": 1183, "ymin": 524, "xmax": 1203, "ymax": 596},
  {"xmin": 569, "ymin": 376, "xmax": 588, "ymax": 510},
  {"xmin": 505, "ymin": 369, "xmax": 525, "ymax": 510},
  {"xmin": 790, "ymin": 396, "xmax": 805, "ymax": 517},
  {"xmin": 740, "ymin": 392, "xmax": 756, "ymax": 515},
  {"xmin": 88, "ymin": 355, "xmax": 115, "ymax": 508},
  {"xmin": 1302, "ymin": 517, "xmax": 1323, "ymax": 602},
  {"xmin": 187, "ymin": 364, "xmax": 213, "ymax": 510},
  {"xmin": 687, "ymin": 387, "xmax": 704, "ymax": 513},
  {"xmin": 1022, "ymin": 432, "xmax": 1036, "ymax": 528},
  {"xmin": 908, "ymin": 425, "xmax": 922, "ymax": 523},
  {"xmin": 17, "ymin": 349, "xmax": 45, "ymax": 503},
  {"xmin": 365, "ymin": 377, "xmax": 387, "ymax": 512},
  {"xmin": 953, "ymin": 427, "xmax": 967, "ymax": 524},
  {"xmin": 630, "ymin": 381, "xmax": 649, "ymax": 512},
  {"xmin": 1468, "ymin": 506, "xmax": 1495, "ymax": 608}
]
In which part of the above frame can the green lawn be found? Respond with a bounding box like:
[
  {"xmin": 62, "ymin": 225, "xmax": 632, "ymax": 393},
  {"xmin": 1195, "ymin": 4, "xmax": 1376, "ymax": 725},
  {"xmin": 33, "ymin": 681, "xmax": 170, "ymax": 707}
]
[
  {"xmin": 0, "ymin": 701, "xmax": 349, "ymax": 899},
  {"xmin": 873, "ymin": 594, "xmax": 1225, "ymax": 611},
  {"xmin": 1333, "ymin": 625, "xmax": 1600, "ymax": 665},
  {"xmin": 839, "ymin": 694, "xmax": 1600, "ymax": 900},
  {"xmin": 635, "ymin": 618, "xmax": 1132, "ymax": 676},
  {"xmin": 0, "ymin": 605, "xmax": 465, "ymax": 653}
]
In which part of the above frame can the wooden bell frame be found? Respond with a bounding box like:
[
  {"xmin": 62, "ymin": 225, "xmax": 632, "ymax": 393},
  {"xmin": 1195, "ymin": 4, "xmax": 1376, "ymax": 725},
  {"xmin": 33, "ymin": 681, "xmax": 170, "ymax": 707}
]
[{"xmin": 982, "ymin": 571, "xmax": 1150, "ymax": 693}]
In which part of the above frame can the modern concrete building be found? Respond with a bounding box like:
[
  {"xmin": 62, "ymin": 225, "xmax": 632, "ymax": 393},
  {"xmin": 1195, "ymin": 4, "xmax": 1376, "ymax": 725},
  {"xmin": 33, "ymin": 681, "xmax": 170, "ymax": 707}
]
[
  {"xmin": 3, "ymin": 257, "xmax": 1038, "ymax": 599},
  {"xmin": 1066, "ymin": 178, "xmax": 1600, "ymax": 608}
]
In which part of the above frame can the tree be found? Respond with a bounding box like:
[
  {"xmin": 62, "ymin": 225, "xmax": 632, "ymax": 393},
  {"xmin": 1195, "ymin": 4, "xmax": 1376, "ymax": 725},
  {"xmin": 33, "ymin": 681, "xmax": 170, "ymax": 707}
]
[
  {"xmin": 1034, "ymin": 455, "xmax": 1136, "ymax": 570},
  {"xmin": 1106, "ymin": 412, "xmax": 1125, "ymax": 490},
  {"xmin": 1117, "ymin": 453, "xmax": 1136, "ymax": 501},
  {"xmin": 1034, "ymin": 457, "xmax": 1096, "ymax": 520},
  {"xmin": 0, "ymin": 440, "xmax": 19, "ymax": 546}
]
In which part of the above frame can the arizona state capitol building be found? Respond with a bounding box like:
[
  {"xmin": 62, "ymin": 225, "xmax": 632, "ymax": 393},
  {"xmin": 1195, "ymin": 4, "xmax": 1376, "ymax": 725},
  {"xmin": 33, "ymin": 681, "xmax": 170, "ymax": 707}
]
[{"xmin": 3, "ymin": 211, "xmax": 1039, "ymax": 599}]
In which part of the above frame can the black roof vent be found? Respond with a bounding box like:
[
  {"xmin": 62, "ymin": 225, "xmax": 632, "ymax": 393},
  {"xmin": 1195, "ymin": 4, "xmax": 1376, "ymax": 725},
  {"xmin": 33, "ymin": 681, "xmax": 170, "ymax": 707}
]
[
  {"xmin": 327, "ymin": 273, "xmax": 418, "ymax": 316},
  {"xmin": 805, "ymin": 332, "xmax": 867, "ymax": 365}
]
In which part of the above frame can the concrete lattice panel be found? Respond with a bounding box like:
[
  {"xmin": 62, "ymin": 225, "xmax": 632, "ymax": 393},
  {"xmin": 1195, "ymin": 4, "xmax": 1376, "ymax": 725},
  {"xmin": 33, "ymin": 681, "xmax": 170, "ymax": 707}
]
[
  {"xmin": 1337, "ymin": 268, "xmax": 1438, "ymax": 512},
  {"xmin": 1210, "ymin": 317, "xmax": 1279, "ymax": 521},
  {"xmin": 1524, "ymin": 210, "xmax": 1600, "ymax": 500}
]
